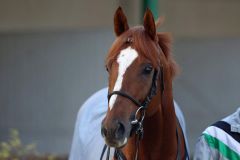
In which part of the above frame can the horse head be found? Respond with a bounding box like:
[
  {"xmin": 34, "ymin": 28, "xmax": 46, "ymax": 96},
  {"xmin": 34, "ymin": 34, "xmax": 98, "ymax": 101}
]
[{"xmin": 101, "ymin": 7, "xmax": 178, "ymax": 149}]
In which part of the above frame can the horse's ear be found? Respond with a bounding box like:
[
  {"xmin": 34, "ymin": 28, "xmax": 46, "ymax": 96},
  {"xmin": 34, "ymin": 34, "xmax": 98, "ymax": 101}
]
[
  {"xmin": 143, "ymin": 8, "xmax": 156, "ymax": 40},
  {"xmin": 114, "ymin": 7, "xmax": 129, "ymax": 36}
]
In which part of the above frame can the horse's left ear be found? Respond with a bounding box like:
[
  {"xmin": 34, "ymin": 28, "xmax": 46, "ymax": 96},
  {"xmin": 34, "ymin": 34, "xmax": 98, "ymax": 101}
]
[
  {"xmin": 114, "ymin": 7, "xmax": 129, "ymax": 36},
  {"xmin": 143, "ymin": 8, "xmax": 156, "ymax": 40}
]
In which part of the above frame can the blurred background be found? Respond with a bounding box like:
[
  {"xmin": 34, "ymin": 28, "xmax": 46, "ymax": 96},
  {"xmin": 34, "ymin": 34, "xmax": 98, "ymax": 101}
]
[{"xmin": 0, "ymin": 0, "xmax": 240, "ymax": 158}]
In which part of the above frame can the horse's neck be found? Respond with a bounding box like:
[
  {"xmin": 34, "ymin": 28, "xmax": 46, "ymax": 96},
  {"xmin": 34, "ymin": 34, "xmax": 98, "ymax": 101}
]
[
  {"xmin": 140, "ymin": 98, "xmax": 178, "ymax": 159},
  {"xmin": 122, "ymin": 96, "xmax": 178, "ymax": 160}
]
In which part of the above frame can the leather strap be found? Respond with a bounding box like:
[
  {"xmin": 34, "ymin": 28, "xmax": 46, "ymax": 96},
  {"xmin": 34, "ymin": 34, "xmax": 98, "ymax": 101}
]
[
  {"xmin": 114, "ymin": 149, "xmax": 127, "ymax": 160},
  {"xmin": 107, "ymin": 69, "xmax": 160, "ymax": 109},
  {"xmin": 108, "ymin": 91, "xmax": 142, "ymax": 107}
]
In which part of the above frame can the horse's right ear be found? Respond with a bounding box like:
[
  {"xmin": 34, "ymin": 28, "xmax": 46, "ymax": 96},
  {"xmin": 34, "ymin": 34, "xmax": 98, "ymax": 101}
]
[{"xmin": 114, "ymin": 7, "xmax": 129, "ymax": 36}]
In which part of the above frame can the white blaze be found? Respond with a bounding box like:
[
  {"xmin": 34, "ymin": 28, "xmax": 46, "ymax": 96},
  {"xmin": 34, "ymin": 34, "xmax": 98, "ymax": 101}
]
[{"xmin": 109, "ymin": 47, "xmax": 138, "ymax": 110}]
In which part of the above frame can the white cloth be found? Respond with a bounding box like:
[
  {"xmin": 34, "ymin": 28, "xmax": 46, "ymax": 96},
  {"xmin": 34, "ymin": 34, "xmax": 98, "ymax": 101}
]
[
  {"xmin": 69, "ymin": 87, "xmax": 189, "ymax": 160},
  {"xmin": 194, "ymin": 108, "xmax": 240, "ymax": 160}
]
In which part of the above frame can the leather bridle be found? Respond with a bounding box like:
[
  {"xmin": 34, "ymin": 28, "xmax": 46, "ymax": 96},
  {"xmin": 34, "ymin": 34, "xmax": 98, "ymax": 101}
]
[
  {"xmin": 100, "ymin": 66, "xmax": 189, "ymax": 160},
  {"xmin": 107, "ymin": 68, "xmax": 161, "ymax": 139},
  {"xmin": 100, "ymin": 68, "xmax": 163, "ymax": 160}
]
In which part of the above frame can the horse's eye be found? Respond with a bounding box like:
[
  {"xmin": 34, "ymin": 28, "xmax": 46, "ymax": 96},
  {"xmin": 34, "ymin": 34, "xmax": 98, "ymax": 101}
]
[
  {"xmin": 143, "ymin": 65, "xmax": 153, "ymax": 74},
  {"xmin": 105, "ymin": 66, "xmax": 109, "ymax": 72}
]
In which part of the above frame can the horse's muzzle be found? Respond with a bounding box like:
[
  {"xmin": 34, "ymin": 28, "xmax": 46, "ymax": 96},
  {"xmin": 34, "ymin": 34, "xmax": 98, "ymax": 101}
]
[{"xmin": 101, "ymin": 120, "xmax": 128, "ymax": 148}]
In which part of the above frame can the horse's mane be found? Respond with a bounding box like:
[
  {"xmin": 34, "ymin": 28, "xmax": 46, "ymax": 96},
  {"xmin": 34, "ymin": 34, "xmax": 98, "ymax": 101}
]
[
  {"xmin": 106, "ymin": 26, "xmax": 179, "ymax": 78},
  {"xmin": 157, "ymin": 32, "xmax": 179, "ymax": 78}
]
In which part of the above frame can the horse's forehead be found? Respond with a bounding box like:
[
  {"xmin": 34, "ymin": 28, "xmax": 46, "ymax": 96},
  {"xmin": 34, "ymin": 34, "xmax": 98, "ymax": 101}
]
[
  {"xmin": 109, "ymin": 46, "xmax": 138, "ymax": 110},
  {"xmin": 117, "ymin": 47, "xmax": 139, "ymax": 69}
]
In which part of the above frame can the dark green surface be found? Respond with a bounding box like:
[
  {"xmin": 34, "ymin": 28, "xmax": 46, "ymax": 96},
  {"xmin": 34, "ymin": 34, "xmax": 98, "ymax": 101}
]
[{"xmin": 143, "ymin": 0, "xmax": 159, "ymax": 20}]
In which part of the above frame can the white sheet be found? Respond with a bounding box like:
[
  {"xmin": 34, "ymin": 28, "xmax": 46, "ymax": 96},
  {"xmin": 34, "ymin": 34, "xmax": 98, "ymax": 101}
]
[{"xmin": 69, "ymin": 87, "xmax": 189, "ymax": 160}]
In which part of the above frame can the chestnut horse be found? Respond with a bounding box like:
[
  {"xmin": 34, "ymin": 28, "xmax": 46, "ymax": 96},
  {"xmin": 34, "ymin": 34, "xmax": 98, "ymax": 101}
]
[{"xmin": 101, "ymin": 7, "xmax": 189, "ymax": 160}]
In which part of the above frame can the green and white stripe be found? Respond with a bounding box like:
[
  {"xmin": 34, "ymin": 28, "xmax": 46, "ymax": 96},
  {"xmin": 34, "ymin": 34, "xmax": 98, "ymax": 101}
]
[{"xmin": 203, "ymin": 126, "xmax": 240, "ymax": 159}]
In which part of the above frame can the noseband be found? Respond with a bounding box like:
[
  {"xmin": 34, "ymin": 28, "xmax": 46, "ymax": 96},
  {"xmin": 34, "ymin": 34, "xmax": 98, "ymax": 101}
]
[
  {"xmin": 108, "ymin": 69, "xmax": 161, "ymax": 109},
  {"xmin": 101, "ymin": 68, "xmax": 164, "ymax": 160}
]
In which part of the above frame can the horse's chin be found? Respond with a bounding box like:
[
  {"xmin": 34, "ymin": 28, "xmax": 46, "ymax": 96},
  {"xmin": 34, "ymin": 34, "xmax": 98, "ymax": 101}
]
[{"xmin": 105, "ymin": 137, "xmax": 128, "ymax": 148}]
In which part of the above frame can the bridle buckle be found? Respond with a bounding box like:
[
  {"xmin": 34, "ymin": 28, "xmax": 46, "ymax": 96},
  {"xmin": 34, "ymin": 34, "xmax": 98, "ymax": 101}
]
[{"xmin": 131, "ymin": 106, "xmax": 145, "ymax": 125}]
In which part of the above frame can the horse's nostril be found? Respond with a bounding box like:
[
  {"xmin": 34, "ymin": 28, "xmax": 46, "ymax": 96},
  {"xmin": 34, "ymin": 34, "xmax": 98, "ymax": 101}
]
[
  {"xmin": 101, "ymin": 126, "xmax": 107, "ymax": 138},
  {"xmin": 115, "ymin": 121, "xmax": 125, "ymax": 139}
]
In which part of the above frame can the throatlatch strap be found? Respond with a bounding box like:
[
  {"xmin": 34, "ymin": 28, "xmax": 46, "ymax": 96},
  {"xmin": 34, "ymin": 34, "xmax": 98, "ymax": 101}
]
[{"xmin": 141, "ymin": 69, "xmax": 159, "ymax": 108}]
